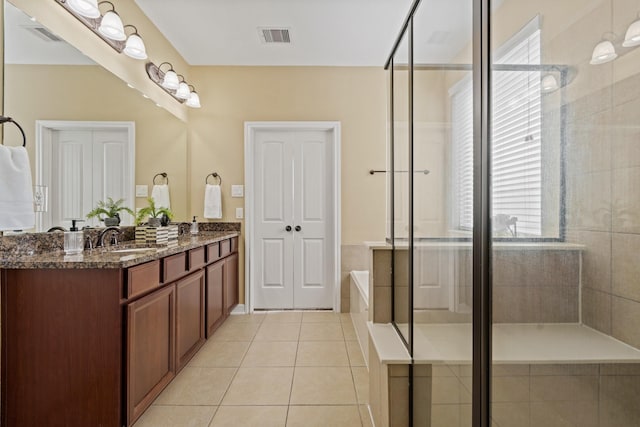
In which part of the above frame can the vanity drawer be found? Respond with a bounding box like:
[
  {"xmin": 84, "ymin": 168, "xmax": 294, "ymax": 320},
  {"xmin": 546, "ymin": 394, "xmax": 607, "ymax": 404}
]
[
  {"xmin": 163, "ymin": 252, "xmax": 188, "ymax": 283},
  {"xmin": 207, "ymin": 242, "xmax": 221, "ymax": 263},
  {"xmin": 189, "ymin": 247, "xmax": 206, "ymax": 271},
  {"xmin": 220, "ymin": 239, "xmax": 231, "ymax": 258},
  {"xmin": 127, "ymin": 260, "xmax": 160, "ymax": 299},
  {"xmin": 230, "ymin": 237, "xmax": 238, "ymax": 253}
]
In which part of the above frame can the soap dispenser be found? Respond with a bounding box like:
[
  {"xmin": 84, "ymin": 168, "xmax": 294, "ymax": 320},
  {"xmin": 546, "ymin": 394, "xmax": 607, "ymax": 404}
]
[
  {"xmin": 64, "ymin": 219, "xmax": 84, "ymax": 255},
  {"xmin": 190, "ymin": 216, "xmax": 199, "ymax": 235}
]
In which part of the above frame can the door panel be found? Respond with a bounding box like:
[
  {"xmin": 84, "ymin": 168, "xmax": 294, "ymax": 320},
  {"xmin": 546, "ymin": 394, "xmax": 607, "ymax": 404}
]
[{"xmin": 206, "ymin": 261, "xmax": 224, "ymax": 337}]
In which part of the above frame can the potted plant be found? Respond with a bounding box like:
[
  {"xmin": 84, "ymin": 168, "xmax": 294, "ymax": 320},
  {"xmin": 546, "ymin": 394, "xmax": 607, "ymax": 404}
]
[
  {"xmin": 87, "ymin": 197, "xmax": 134, "ymax": 226},
  {"xmin": 136, "ymin": 197, "xmax": 174, "ymax": 227}
]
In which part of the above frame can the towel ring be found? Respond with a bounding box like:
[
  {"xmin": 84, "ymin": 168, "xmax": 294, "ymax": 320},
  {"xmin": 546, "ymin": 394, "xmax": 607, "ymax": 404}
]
[
  {"xmin": 206, "ymin": 172, "xmax": 222, "ymax": 185},
  {"xmin": 0, "ymin": 116, "xmax": 26, "ymax": 147},
  {"xmin": 153, "ymin": 172, "xmax": 169, "ymax": 185}
]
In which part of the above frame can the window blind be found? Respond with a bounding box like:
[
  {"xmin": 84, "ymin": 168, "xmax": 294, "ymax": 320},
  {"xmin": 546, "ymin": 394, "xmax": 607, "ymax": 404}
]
[{"xmin": 451, "ymin": 21, "xmax": 542, "ymax": 236}]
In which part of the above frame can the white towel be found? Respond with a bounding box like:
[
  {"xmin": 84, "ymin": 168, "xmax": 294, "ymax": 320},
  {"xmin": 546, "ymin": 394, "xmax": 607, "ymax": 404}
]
[
  {"xmin": 0, "ymin": 145, "xmax": 35, "ymax": 231},
  {"xmin": 151, "ymin": 184, "xmax": 171, "ymax": 210},
  {"xmin": 203, "ymin": 184, "xmax": 222, "ymax": 219}
]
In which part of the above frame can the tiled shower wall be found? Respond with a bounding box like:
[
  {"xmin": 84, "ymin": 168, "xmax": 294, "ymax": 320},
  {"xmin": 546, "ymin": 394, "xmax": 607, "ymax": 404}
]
[{"xmin": 565, "ymin": 71, "xmax": 640, "ymax": 349}]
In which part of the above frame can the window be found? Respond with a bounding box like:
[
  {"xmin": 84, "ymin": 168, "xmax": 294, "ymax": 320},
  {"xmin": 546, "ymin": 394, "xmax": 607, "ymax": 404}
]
[{"xmin": 451, "ymin": 18, "xmax": 543, "ymax": 237}]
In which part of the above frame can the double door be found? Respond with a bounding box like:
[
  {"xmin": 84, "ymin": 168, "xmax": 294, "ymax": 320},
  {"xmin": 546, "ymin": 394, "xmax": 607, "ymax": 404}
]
[{"xmin": 252, "ymin": 129, "xmax": 336, "ymax": 309}]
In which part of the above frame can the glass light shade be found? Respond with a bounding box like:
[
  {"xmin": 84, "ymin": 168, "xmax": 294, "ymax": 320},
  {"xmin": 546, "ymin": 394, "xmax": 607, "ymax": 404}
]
[
  {"xmin": 186, "ymin": 91, "xmax": 201, "ymax": 108},
  {"xmin": 175, "ymin": 82, "xmax": 190, "ymax": 99},
  {"xmin": 590, "ymin": 40, "xmax": 617, "ymax": 65},
  {"xmin": 123, "ymin": 34, "xmax": 147, "ymax": 60},
  {"xmin": 623, "ymin": 19, "xmax": 640, "ymax": 47},
  {"xmin": 67, "ymin": 0, "xmax": 100, "ymax": 18},
  {"xmin": 161, "ymin": 70, "xmax": 179, "ymax": 90},
  {"xmin": 541, "ymin": 74, "xmax": 559, "ymax": 93},
  {"xmin": 98, "ymin": 11, "xmax": 126, "ymax": 41}
]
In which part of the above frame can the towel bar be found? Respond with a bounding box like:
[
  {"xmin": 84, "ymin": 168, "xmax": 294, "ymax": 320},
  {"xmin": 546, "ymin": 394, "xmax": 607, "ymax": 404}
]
[
  {"xmin": 153, "ymin": 172, "xmax": 169, "ymax": 185},
  {"xmin": 206, "ymin": 172, "xmax": 222, "ymax": 185},
  {"xmin": 369, "ymin": 169, "xmax": 430, "ymax": 175}
]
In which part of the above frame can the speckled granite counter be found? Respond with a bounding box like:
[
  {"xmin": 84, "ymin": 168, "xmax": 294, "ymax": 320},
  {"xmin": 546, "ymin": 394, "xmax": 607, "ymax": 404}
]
[{"xmin": 0, "ymin": 231, "xmax": 238, "ymax": 269}]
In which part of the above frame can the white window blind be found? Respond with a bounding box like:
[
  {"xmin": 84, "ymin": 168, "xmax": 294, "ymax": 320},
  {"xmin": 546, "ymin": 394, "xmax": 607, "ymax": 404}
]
[{"xmin": 451, "ymin": 18, "xmax": 542, "ymax": 236}]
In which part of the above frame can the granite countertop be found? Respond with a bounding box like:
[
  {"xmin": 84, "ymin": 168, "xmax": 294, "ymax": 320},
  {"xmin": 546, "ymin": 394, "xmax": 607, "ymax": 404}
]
[{"xmin": 0, "ymin": 231, "xmax": 238, "ymax": 269}]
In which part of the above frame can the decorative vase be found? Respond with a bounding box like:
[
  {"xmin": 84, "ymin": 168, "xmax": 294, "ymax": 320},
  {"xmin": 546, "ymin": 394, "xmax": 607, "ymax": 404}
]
[
  {"xmin": 148, "ymin": 217, "xmax": 162, "ymax": 227},
  {"xmin": 104, "ymin": 217, "xmax": 120, "ymax": 227}
]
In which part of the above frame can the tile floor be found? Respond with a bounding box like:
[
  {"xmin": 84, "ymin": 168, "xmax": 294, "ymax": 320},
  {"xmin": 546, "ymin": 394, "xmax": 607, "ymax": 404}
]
[{"xmin": 134, "ymin": 311, "xmax": 372, "ymax": 427}]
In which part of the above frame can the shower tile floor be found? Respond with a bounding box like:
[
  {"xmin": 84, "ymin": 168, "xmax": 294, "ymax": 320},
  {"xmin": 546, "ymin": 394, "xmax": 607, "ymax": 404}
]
[{"xmin": 134, "ymin": 311, "xmax": 371, "ymax": 427}]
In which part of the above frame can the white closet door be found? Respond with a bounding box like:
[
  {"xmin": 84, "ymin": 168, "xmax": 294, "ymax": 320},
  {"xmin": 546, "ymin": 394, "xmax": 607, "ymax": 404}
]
[{"xmin": 253, "ymin": 129, "xmax": 335, "ymax": 310}]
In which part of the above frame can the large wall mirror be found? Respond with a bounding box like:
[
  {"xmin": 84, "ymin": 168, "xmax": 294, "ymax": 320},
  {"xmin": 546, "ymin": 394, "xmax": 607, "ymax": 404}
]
[{"xmin": 3, "ymin": 0, "xmax": 189, "ymax": 232}]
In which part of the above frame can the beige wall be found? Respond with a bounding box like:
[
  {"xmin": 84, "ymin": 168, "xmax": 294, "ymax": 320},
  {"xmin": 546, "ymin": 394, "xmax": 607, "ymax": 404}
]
[
  {"xmin": 187, "ymin": 66, "xmax": 389, "ymax": 302},
  {"xmin": 4, "ymin": 64, "xmax": 189, "ymax": 221}
]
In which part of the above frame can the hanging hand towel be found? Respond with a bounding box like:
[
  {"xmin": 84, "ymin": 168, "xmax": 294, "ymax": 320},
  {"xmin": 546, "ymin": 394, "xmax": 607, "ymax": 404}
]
[
  {"xmin": 203, "ymin": 184, "xmax": 222, "ymax": 219},
  {"xmin": 151, "ymin": 184, "xmax": 171, "ymax": 210},
  {"xmin": 0, "ymin": 145, "xmax": 35, "ymax": 231}
]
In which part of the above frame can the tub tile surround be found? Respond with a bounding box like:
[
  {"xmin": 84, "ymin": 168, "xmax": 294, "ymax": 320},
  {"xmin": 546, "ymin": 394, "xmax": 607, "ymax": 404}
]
[{"xmin": 565, "ymin": 71, "xmax": 640, "ymax": 350}]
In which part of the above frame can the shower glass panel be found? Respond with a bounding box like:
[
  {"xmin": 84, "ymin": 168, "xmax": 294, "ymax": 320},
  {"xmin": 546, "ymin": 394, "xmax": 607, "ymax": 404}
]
[
  {"xmin": 392, "ymin": 29, "xmax": 411, "ymax": 346},
  {"xmin": 490, "ymin": 1, "xmax": 640, "ymax": 426}
]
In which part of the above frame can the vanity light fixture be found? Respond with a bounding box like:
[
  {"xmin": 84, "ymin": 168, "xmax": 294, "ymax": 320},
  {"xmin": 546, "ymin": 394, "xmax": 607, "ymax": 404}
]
[
  {"xmin": 186, "ymin": 86, "xmax": 201, "ymax": 108},
  {"xmin": 175, "ymin": 76, "xmax": 191, "ymax": 100},
  {"xmin": 66, "ymin": 0, "xmax": 100, "ymax": 19},
  {"xmin": 97, "ymin": 2, "xmax": 125, "ymax": 41},
  {"xmin": 158, "ymin": 62, "xmax": 179, "ymax": 90},
  {"xmin": 123, "ymin": 25, "xmax": 148, "ymax": 60},
  {"xmin": 623, "ymin": 16, "xmax": 640, "ymax": 47},
  {"xmin": 590, "ymin": 33, "xmax": 617, "ymax": 65}
]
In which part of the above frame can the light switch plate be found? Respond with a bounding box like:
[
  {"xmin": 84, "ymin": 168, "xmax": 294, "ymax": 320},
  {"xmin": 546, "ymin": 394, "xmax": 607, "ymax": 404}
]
[
  {"xmin": 231, "ymin": 185, "xmax": 244, "ymax": 198},
  {"xmin": 135, "ymin": 185, "xmax": 148, "ymax": 197},
  {"xmin": 235, "ymin": 207, "xmax": 244, "ymax": 219}
]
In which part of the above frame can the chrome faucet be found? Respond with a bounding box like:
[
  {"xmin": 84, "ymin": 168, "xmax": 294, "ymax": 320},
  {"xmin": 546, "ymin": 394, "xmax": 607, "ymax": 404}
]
[{"xmin": 97, "ymin": 226, "xmax": 120, "ymax": 248}]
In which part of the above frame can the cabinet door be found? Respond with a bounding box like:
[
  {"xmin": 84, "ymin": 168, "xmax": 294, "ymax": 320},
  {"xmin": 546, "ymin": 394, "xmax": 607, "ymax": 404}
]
[
  {"xmin": 224, "ymin": 253, "xmax": 239, "ymax": 315},
  {"xmin": 206, "ymin": 261, "xmax": 225, "ymax": 337},
  {"xmin": 127, "ymin": 285, "xmax": 175, "ymax": 426},
  {"xmin": 176, "ymin": 270, "xmax": 206, "ymax": 371}
]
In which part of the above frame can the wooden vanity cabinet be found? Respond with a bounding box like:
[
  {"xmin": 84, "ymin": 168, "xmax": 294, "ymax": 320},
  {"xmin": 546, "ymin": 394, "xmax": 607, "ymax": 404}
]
[
  {"xmin": 126, "ymin": 284, "xmax": 176, "ymax": 426},
  {"xmin": 224, "ymin": 252, "xmax": 239, "ymax": 315},
  {"xmin": 175, "ymin": 269, "xmax": 206, "ymax": 371},
  {"xmin": 206, "ymin": 260, "xmax": 225, "ymax": 337}
]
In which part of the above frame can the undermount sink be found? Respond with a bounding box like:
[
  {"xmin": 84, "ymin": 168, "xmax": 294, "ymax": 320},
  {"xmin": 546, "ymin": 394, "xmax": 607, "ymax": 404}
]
[{"xmin": 109, "ymin": 247, "xmax": 157, "ymax": 253}]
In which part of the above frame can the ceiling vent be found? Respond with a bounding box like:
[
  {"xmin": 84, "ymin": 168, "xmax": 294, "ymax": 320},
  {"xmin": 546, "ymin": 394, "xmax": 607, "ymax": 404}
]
[
  {"xmin": 259, "ymin": 27, "xmax": 291, "ymax": 44},
  {"xmin": 23, "ymin": 25, "xmax": 63, "ymax": 42}
]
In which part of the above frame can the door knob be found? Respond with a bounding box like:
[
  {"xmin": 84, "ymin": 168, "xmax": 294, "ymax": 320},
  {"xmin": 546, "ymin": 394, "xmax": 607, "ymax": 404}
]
[
  {"xmin": 295, "ymin": 225, "xmax": 302, "ymax": 232},
  {"xmin": 285, "ymin": 225, "xmax": 292, "ymax": 232}
]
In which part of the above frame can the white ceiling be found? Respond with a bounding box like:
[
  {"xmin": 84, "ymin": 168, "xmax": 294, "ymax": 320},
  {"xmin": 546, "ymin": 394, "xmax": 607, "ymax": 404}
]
[{"xmin": 134, "ymin": 0, "xmax": 416, "ymax": 66}]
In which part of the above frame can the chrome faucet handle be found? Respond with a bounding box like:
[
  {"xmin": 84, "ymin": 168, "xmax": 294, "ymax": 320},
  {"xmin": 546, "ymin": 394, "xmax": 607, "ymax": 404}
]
[{"xmin": 85, "ymin": 236, "xmax": 94, "ymax": 251}]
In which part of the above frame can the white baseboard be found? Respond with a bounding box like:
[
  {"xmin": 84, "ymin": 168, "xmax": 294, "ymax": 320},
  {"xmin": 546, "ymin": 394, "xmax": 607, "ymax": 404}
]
[{"xmin": 230, "ymin": 304, "xmax": 246, "ymax": 315}]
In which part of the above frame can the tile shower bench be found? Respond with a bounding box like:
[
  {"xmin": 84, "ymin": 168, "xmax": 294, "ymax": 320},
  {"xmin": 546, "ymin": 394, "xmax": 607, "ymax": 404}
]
[{"xmin": 0, "ymin": 232, "xmax": 239, "ymax": 427}]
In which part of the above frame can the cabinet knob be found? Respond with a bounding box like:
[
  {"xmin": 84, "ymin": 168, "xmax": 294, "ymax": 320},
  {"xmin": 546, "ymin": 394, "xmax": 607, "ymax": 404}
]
[
  {"xmin": 285, "ymin": 225, "xmax": 292, "ymax": 232},
  {"xmin": 295, "ymin": 225, "xmax": 301, "ymax": 232}
]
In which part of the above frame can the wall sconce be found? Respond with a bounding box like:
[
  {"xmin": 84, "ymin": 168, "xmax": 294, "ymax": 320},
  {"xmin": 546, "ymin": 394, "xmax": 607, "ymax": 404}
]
[
  {"xmin": 123, "ymin": 25, "xmax": 148, "ymax": 60},
  {"xmin": 623, "ymin": 15, "xmax": 640, "ymax": 47},
  {"xmin": 97, "ymin": 2, "xmax": 125, "ymax": 41},
  {"xmin": 590, "ymin": 32, "xmax": 617, "ymax": 65},
  {"xmin": 66, "ymin": 0, "xmax": 100, "ymax": 18},
  {"xmin": 541, "ymin": 74, "xmax": 559, "ymax": 93},
  {"xmin": 57, "ymin": 0, "xmax": 124, "ymax": 52},
  {"xmin": 146, "ymin": 62, "xmax": 202, "ymax": 108}
]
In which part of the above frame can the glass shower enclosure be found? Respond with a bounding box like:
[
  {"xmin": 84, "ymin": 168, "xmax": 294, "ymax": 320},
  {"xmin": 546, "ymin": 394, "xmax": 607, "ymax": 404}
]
[{"xmin": 387, "ymin": 0, "xmax": 640, "ymax": 425}]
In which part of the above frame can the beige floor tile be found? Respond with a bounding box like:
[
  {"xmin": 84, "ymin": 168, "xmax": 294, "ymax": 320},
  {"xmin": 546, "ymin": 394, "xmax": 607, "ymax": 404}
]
[
  {"xmin": 299, "ymin": 323, "xmax": 345, "ymax": 341},
  {"xmin": 286, "ymin": 405, "xmax": 362, "ymax": 427},
  {"xmin": 224, "ymin": 313, "xmax": 266, "ymax": 324},
  {"xmin": 296, "ymin": 341, "xmax": 349, "ymax": 366},
  {"xmin": 352, "ymin": 366, "xmax": 369, "ymax": 404},
  {"xmin": 242, "ymin": 341, "xmax": 298, "ymax": 367},
  {"xmin": 359, "ymin": 404, "xmax": 373, "ymax": 427},
  {"xmin": 341, "ymin": 321, "xmax": 358, "ymax": 341},
  {"xmin": 346, "ymin": 341, "xmax": 366, "ymax": 366},
  {"xmin": 254, "ymin": 322, "xmax": 301, "ymax": 341},
  {"xmin": 290, "ymin": 367, "xmax": 357, "ymax": 405},
  {"xmin": 222, "ymin": 367, "xmax": 294, "ymax": 405},
  {"xmin": 210, "ymin": 322, "xmax": 261, "ymax": 341},
  {"xmin": 302, "ymin": 311, "xmax": 342, "ymax": 323},
  {"xmin": 340, "ymin": 313, "xmax": 353, "ymax": 323},
  {"xmin": 262, "ymin": 311, "xmax": 303, "ymax": 323},
  {"xmin": 154, "ymin": 367, "xmax": 236, "ymax": 406},
  {"xmin": 133, "ymin": 405, "xmax": 216, "ymax": 427},
  {"xmin": 210, "ymin": 406, "xmax": 287, "ymax": 427},
  {"xmin": 188, "ymin": 340, "xmax": 250, "ymax": 367}
]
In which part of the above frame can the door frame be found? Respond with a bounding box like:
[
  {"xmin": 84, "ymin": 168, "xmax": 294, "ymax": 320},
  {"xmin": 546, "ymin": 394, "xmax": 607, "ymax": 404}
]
[
  {"xmin": 244, "ymin": 121, "xmax": 341, "ymax": 313},
  {"xmin": 35, "ymin": 120, "xmax": 135, "ymax": 231}
]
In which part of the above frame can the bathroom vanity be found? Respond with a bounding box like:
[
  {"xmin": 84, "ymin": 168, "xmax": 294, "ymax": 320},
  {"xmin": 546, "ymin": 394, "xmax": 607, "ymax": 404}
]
[{"xmin": 0, "ymin": 232, "xmax": 239, "ymax": 427}]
